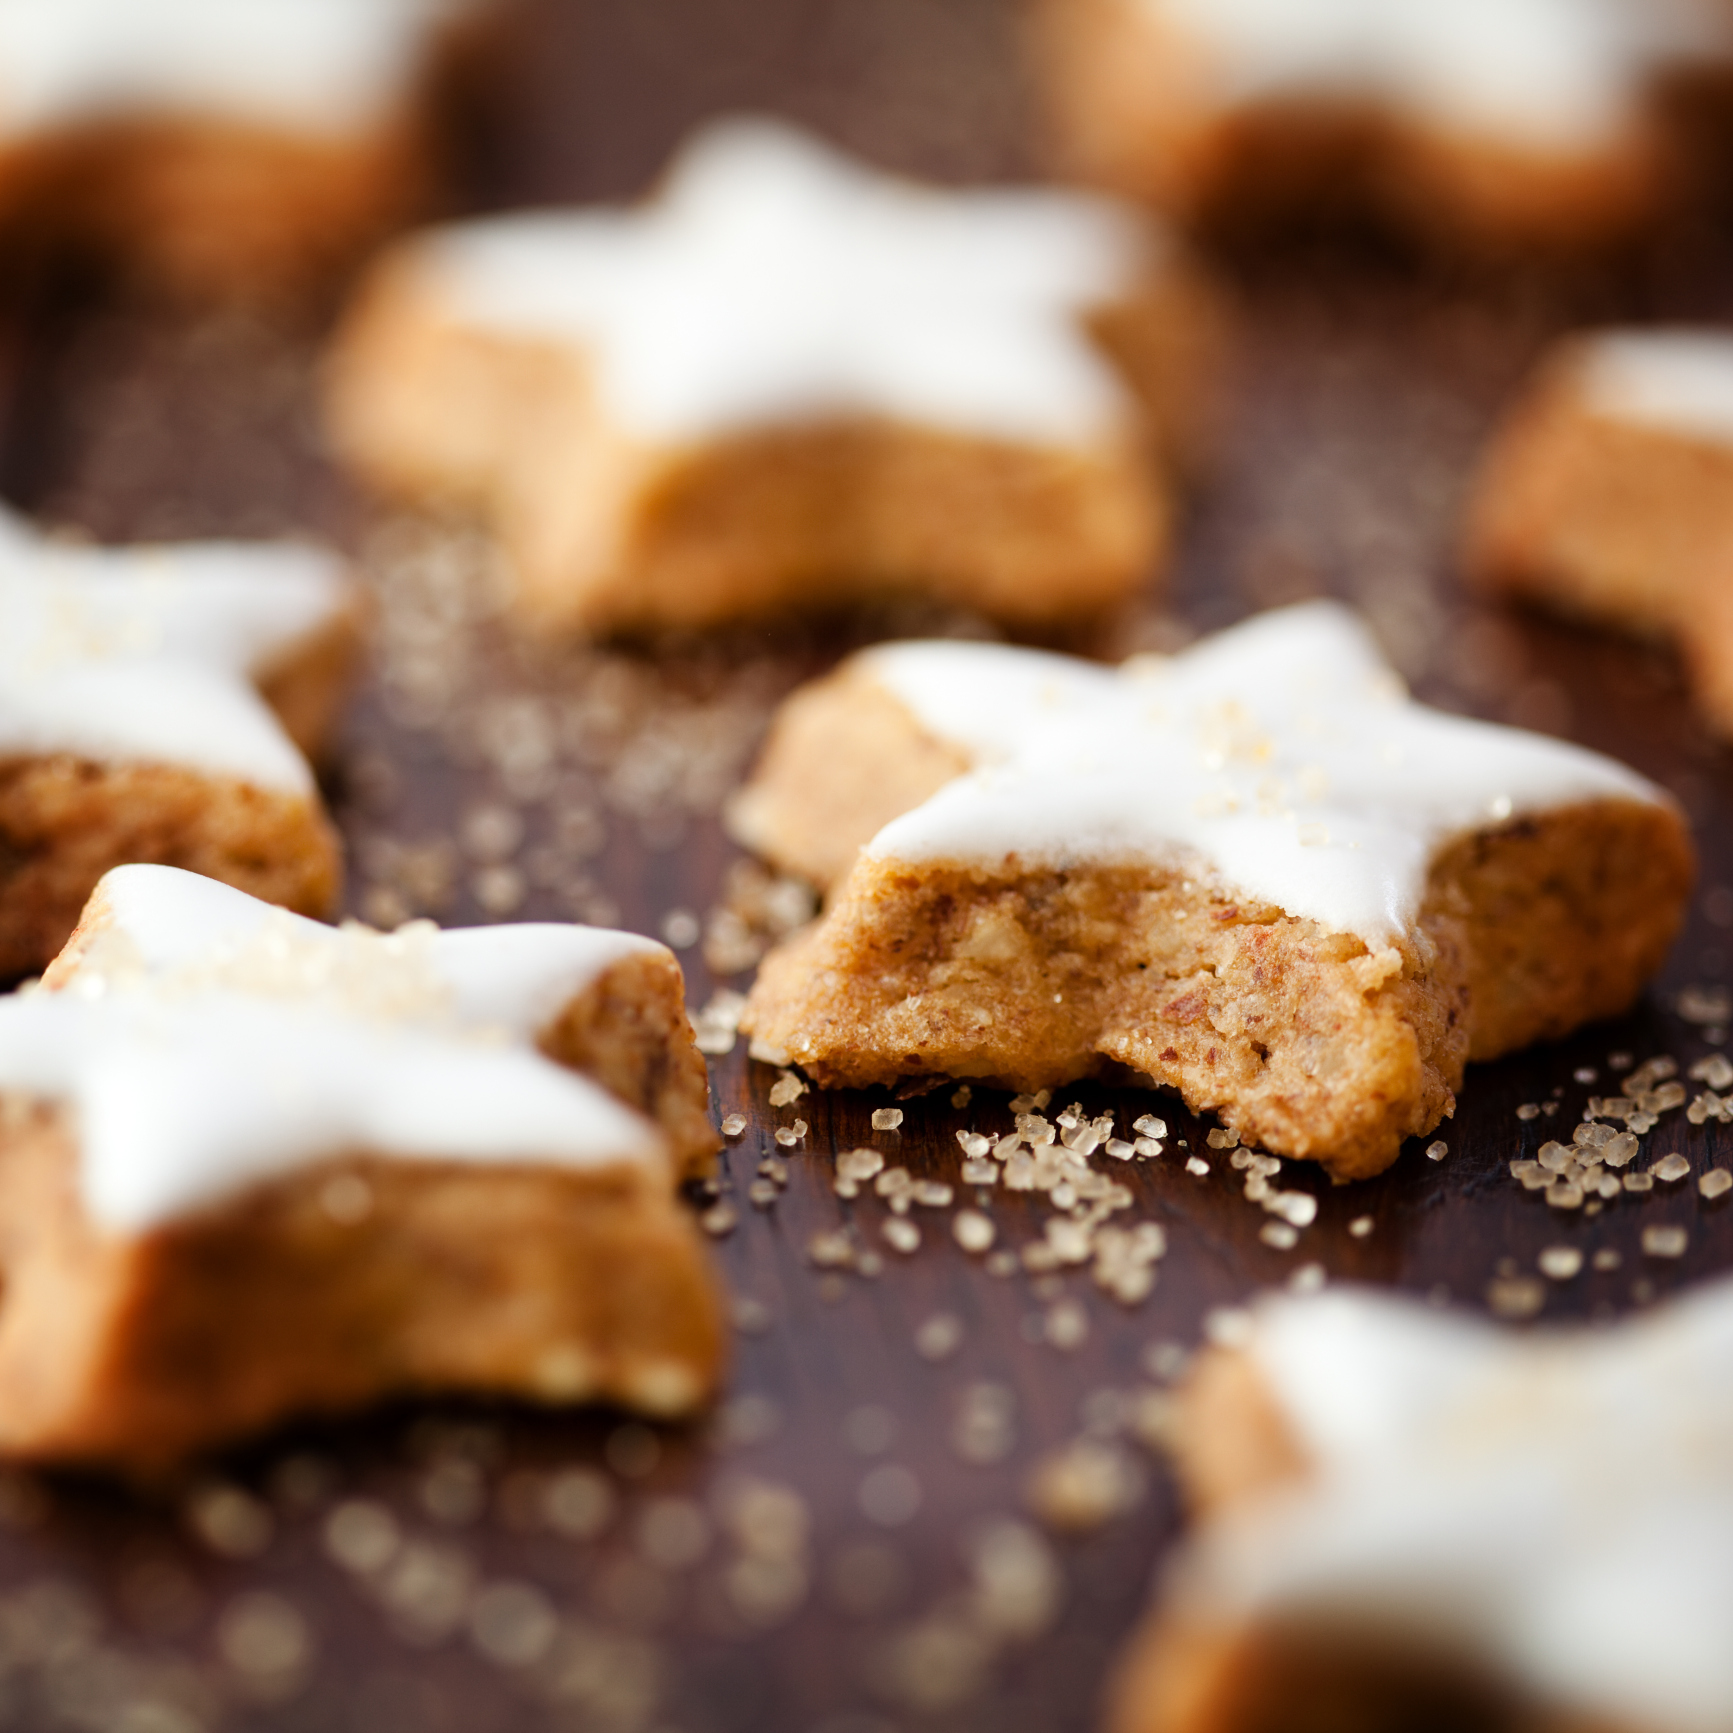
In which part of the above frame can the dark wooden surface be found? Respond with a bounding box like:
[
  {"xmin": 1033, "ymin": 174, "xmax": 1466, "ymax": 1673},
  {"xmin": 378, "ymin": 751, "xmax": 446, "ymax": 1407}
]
[{"xmin": 0, "ymin": 5, "xmax": 1731, "ymax": 1732}]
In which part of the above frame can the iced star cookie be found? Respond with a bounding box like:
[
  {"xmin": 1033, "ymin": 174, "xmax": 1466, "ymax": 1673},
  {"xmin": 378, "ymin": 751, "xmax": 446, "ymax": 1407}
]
[
  {"xmin": 0, "ymin": 0, "xmax": 487, "ymax": 301},
  {"xmin": 323, "ymin": 117, "xmax": 1225, "ymax": 636},
  {"xmin": 1032, "ymin": 0, "xmax": 1733, "ymax": 250},
  {"xmin": 1467, "ymin": 328, "xmax": 1733, "ymax": 733},
  {"xmin": 1109, "ymin": 1280, "xmax": 1733, "ymax": 1733},
  {"xmin": 0, "ymin": 508, "xmax": 356, "ymax": 980},
  {"xmin": 731, "ymin": 602, "xmax": 1692, "ymax": 1179},
  {"xmin": 0, "ymin": 865, "xmax": 722, "ymax": 1473}
]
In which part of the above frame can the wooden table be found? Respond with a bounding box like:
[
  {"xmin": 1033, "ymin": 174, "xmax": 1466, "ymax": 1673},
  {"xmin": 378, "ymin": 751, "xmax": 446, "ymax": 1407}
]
[{"xmin": 0, "ymin": 3, "xmax": 1728, "ymax": 1730}]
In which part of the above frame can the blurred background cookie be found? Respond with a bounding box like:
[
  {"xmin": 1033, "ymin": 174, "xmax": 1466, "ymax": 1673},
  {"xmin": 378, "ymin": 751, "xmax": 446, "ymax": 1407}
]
[
  {"xmin": 323, "ymin": 117, "xmax": 1227, "ymax": 636},
  {"xmin": 0, "ymin": 0, "xmax": 502, "ymax": 305},
  {"xmin": 1031, "ymin": 0, "xmax": 1733, "ymax": 252}
]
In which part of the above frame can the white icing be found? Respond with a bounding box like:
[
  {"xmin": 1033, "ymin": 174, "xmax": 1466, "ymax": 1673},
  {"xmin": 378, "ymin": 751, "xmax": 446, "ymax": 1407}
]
[
  {"xmin": 1148, "ymin": 0, "xmax": 1728, "ymax": 148},
  {"xmin": 0, "ymin": 506, "xmax": 350, "ymax": 794},
  {"xmin": 0, "ymin": 0, "xmax": 468, "ymax": 142},
  {"xmin": 1169, "ymin": 1281, "xmax": 1733, "ymax": 1733},
  {"xmin": 0, "ymin": 865, "xmax": 672, "ymax": 1232},
  {"xmin": 1573, "ymin": 328, "xmax": 1733, "ymax": 447},
  {"xmin": 856, "ymin": 601, "xmax": 1667, "ymax": 946},
  {"xmin": 412, "ymin": 117, "xmax": 1155, "ymax": 444}
]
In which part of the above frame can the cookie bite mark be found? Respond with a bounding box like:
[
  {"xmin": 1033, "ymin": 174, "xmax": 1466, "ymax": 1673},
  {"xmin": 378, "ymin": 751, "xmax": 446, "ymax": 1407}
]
[
  {"xmin": 1467, "ymin": 328, "xmax": 1733, "ymax": 735},
  {"xmin": 325, "ymin": 117, "xmax": 1227, "ymax": 635},
  {"xmin": 0, "ymin": 512, "xmax": 358, "ymax": 977},
  {"xmin": 735, "ymin": 603, "xmax": 1690, "ymax": 1179},
  {"xmin": 1109, "ymin": 1281, "xmax": 1733, "ymax": 1733},
  {"xmin": 0, "ymin": 865, "xmax": 723, "ymax": 1473},
  {"xmin": 1031, "ymin": 0, "xmax": 1733, "ymax": 252}
]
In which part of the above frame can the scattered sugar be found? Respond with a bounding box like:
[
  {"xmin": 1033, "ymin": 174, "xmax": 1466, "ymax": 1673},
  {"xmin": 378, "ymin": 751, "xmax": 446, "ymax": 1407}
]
[
  {"xmin": 953, "ymin": 1210, "xmax": 996, "ymax": 1253},
  {"xmin": 883, "ymin": 1218, "xmax": 921, "ymax": 1255},
  {"xmin": 1349, "ymin": 1215, "xmax": 1374, "ymax": 1237},
  {"xmin": 1655, "ymin": 1154, "xmax": 1692, "ymax": 1183},
  {"xmin": 768, "ymin": 1071, "xmax": 808, "ymax": 1108},
  {"xmin": 872, "ymin": 1108, "xmax": 904, "ymax": 1132},
  {"xmin": 1703, "ymin": 1168, "xmax": 1733, "ymax": 1200},
  {"xmin": 1538, "ymin": 1245, "xmax": 1583, "ymax": 1280},
  {"xmin": 1642, "ymin": 1224, "xmax": 1689, "ymax": 1258}
]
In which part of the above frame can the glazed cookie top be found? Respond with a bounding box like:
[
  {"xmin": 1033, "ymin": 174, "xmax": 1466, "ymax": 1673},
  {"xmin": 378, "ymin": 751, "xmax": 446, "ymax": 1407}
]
[
  {"xmin": 1174, "ymin": 1281, "xmax": 1733, "ymax": 1732},
  {"xmin": 1145, "ymin": 0, "xmax": 1726, "ymax": 147},
  {"xmin": 1573, "ymin": 327, "xmax": 1733, "ymax": 447},
  {"xmin": 857, "ymin": 601, "xmax": 1665, "ymax": 944},
  {"xmin": 409, "ymin": 116, "xmax": 1158, "ymax": 444},
  {"xmin": 0, "ymin": 506, "xmax": 349, "ymax": 793},
  {"xmin": 0, "ymin": 866, "xmax": 674, "ymax": 1232},
  {"xmin": 0, "ymin": 0, "xmax": 470, "ymax": 140}
]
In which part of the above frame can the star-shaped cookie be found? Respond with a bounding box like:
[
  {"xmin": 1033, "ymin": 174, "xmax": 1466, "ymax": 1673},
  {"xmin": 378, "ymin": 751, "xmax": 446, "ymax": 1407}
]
[
  {"xmin": 0, "ymin": 864, "xmax": 721, "ymax": 1472},
  {"xmin": 1468, "ymin": 326, "xmax": 1733, "ymax": 735},
  {"xmin": 1111, "ymin": 1279, "xmax": 1733, "ymax": 1733},
  {"xmin": 0, "ymin": 0, "xmax": 484, "ymax": 299},
  {"xmin": 1035, "ymin": 0, "xmax": 1733, "ymax": 249},
  {"xmin": 733, "ymin": 602, "xmax": 1692, "ymax": 1177},
  {"xmin": 0, "ymin": 505, "xmax": 356, "ymax": 979},
  {"xmin": 325, "ymin": 116, "xmax": 1225, "ymax": 634}
]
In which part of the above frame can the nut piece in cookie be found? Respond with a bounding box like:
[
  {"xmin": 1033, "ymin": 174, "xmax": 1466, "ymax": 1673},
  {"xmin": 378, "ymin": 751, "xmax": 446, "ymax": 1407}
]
[
  {"xmin": 1107, "ymin": 1280, "xmax": 1733, "ymax": 1733},
  {"xmin": 1466, "ymin": 327, "xmax": 1733, "ymax": 733},
  {"xmin": 732, "ymin": 602, "xmax": 1691, "ymax": 1180},
  {"xmin": 0, "ymin": 508, "xmax": 358, "ymax": 981},
  {"xmin": 0, "ymin": 0, "xmax": 493, "ymax": 302},
  {"xmin": 1031, "ymin": 0, "xmax": 1733, "ymax": 252},
  {"xmin": 0, "ymin": 864, "xmax": 723, "ymax": 1474},
  {"xmin": 324, "ymin": 116, "xmax": 1227, "ymax": 636}
]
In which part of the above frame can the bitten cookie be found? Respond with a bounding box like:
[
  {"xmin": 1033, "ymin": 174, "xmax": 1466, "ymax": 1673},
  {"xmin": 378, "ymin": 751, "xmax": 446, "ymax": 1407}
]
[
  {"xmin": 731, "ymin": 602, "xmax": 1692, "ymax": 1180},
  {"xmin": 0, "ymin": 507, "xmax": 356, "ymax": 980},
  {"xmin": 324, "ymin": 116, "xmax": 1225, "ymax": 636},
  {"xmin": 0, "ymin": 864, "xmax": 723, "ymax": 1474},
  {"xmin": 1032, "ymin": 0, "xmax": 1733, "ymax": 251},
  {"xmin": 1108, "ymin": 1281, "xmax": 1733, "ymax": 1733},
  {"xmin": 0, "ymin": 0, "xmax": 488, "ymax": 302},
  {"xmin": 1466, "ymin": 327, "xmax": 1733, "ymax": 733}
]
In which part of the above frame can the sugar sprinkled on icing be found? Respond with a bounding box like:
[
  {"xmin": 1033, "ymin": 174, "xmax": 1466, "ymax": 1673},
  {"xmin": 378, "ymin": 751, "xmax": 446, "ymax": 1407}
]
[
  {"xmin": 1149, "ymin": 0, "xmax": 1726, "ymax": 147},
  {"xmin": 1168, "ymin": 1281, "xmax": 1733, "ymax": 1732},
  {"xmin": 858, "ymin": 601, "xmax": 1664, "ymax": 945},
  {"xmin": 1574, "ymin": 328, "xmax": 1733, "ymax": 448},
  {"xmin": 413, "ymin": 117, "xmax": 1154, "ymax": 444},
  {"xmin": 0, "ymin": 0, "xmax": 469, "ymax": 140},
  {"xmin": 0, "ymin": 507, "xmax": 348, "ymax": 793},
  {"xmin": 0, "ymin": 866, "xmax": 672, "ymax": 1232}
]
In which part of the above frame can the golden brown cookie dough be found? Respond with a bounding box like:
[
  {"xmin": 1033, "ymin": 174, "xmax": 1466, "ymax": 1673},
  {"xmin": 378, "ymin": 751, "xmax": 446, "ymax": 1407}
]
[
  {"xmin": 1030, "ymin": 0, "xmax": 1733, "ymax": 252},
  {"xmin": 1466, "ymin": 327, "xmax": 1733, "ymax": 734},
  {"xmin": 0, "ymin": 542, "xmax": 358, "ymax": 982},
  {"xmin": 323, "ymin": 119, "xmax": 1227, "ymax": 636},
  {"xmin": 731, "ymin": 614, "xmax": 1691, "ymax": 1179},
  {"xmin": 0, "ymin": 867, "xmax": 724, "ymax": 1475}
]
